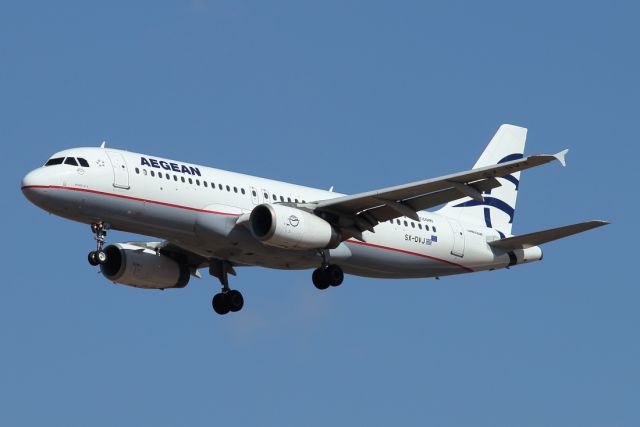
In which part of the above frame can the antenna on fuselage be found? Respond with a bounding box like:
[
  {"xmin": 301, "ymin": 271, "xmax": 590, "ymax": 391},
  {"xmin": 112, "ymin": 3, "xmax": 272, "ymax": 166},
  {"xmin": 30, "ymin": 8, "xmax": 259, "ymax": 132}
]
[
  {"xmin": 100, "ymin": 140, "xmax": 107, "ymax": 148},
  {"xmin": 328, "ymin": 186, "xmax": 334, "ymax": 192}
]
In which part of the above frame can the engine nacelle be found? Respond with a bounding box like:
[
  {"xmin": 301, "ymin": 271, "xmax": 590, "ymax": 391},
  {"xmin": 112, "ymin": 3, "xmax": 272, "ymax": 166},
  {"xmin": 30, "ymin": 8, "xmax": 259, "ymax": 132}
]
[
  {"xmin": 249, "ymin": 204, "xmax": 341, "ymax": 250},
  {"xmin": 100, "ymin": 244, "xmax": 190, "ymax": 289}
]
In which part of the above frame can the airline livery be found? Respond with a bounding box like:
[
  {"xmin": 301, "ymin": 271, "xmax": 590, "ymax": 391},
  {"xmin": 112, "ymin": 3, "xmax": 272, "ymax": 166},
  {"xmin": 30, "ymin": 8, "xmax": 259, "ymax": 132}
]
[{"xmin": 21, "ymin": 125, "xmax": 608, "ymax": 315}]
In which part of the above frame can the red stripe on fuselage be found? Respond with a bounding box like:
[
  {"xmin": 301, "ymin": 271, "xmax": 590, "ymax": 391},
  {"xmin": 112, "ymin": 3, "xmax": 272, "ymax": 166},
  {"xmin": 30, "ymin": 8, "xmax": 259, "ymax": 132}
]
[
  {"xmin": 23, "ymin": 185, "xmax": 473, "ymax": 272},
  {"xmin": 345, "ymin": 239, "xmax": 473, "ymax": 272},
  {"xmin": 21, "ymin": 185, "xmax": 240, "ymax": 216}
]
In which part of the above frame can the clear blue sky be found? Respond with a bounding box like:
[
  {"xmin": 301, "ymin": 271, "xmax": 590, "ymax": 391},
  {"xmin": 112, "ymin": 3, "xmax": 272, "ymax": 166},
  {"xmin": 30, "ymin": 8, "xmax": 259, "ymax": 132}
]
[{"xmin": 1, "ymin": 1, "xmax": 636, "ymax": 426}]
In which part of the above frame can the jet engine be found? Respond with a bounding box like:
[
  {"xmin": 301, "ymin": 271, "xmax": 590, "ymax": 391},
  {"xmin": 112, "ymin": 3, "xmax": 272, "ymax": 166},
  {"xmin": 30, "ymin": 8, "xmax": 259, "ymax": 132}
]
[
  {"xmin": 249, "ymin": 204, "xmax": 341, "ymax": 250},
  {"xmin": 100, "ymin": 244, "xmax": 190, "ymax": 289}
]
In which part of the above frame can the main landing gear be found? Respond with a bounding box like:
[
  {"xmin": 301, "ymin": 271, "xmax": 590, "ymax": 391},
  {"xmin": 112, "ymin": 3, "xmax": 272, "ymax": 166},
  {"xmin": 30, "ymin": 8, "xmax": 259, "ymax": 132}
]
[
  {"xmin": 209, "ymin": 260, "xmax": 244, "ymax": 315},
  {"xmin": 312, "ymin": 250, "xmax": 344, "ymax": 290},
  {"xmin": 88, "ymin": 222, "xmax": 108, "ymax": 266}
]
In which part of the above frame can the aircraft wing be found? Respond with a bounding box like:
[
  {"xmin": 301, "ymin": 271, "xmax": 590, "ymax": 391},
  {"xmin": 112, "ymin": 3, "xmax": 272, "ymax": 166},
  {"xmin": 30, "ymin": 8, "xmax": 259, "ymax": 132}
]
[
  {"xmin": 120, "ymin": 241, "xmax": 215, "ymax": 276},
  {"xmin": 312, "ymin": 150, "xmax": 568, "ymax": 239},
  {"xmin": 488, "ymin": 220, "xmax": 609, "ymax": 250}
]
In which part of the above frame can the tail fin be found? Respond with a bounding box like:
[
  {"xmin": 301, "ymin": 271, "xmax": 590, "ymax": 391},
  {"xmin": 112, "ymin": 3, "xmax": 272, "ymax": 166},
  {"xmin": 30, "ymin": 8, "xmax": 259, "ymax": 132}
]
[{"xmin": 437, "ymin": 124, "xmax": 527, "ymax": 234}]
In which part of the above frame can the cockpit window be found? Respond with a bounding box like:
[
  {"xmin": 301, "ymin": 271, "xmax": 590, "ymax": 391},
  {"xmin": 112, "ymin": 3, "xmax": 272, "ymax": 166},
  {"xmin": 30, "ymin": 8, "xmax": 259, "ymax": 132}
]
[
  {"xmin": 77, "ymin": 158, "xmax": 90, "ymax": 167},
  {"xmin": 44, "ymin": 157, "xmax": 65, "ymax": 166},
  {"xmin": 64, "ymin": 157, "xmax": 79, "ymax": 166}
]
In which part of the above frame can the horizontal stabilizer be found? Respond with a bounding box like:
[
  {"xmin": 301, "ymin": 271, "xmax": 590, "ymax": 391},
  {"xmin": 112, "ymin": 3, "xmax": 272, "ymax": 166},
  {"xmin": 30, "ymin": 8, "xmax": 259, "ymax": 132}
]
[{"xmin": 489, "ymin": 220, "xmax": 609, "ymax": 250}]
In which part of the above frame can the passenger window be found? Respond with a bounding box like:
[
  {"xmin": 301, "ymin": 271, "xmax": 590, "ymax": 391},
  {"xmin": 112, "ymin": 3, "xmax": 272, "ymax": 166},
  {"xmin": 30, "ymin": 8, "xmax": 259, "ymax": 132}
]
[
  {"xmin": 263, "ymin": 192, "xmax": 268, "ymax": 199},
  {"xmin": 166, "ymin": 174, "xmax": 170, "ymax": 180},
  {"xmin": 272, "ymin": 194, "xmax": 277, "ymax": 200},
  {"xmin": 227, "ymin": 185, "xmax": 231, "ymax": 192},
  {"xmin": 181, "ymin": 176, "xmax": 185, "ymax": 183},
  {"xmin": 396, "ymin": 219, "xmax": 401, "ymax": 225},
  {"xmin": 143, "ymin": 169, "xmax": 148, "ymax": 176},
  {"xmin": 294, "ymin": 199, "xmax": 299, "ymax": 203},
  {"xmin": 77, "ymin": 158, "xmax": 90, "ymax": 167},
  {"xmin": 287, "ymin": 197, "xmax": 291, "ymax": 203},
  {"xmin": 158, "ymin": 172, "xmax": 163, "ymax": 178},
  {"xmin": 64, "ymin": 157, "xmax": 78, "ymax": 166},
  {"xmin": 219, "ymin": 184, "xmax": 223, "ymax": 190},
  {"xmin": 44, "ymin": 157, "xmax": 65, "ymax": 166},
  {"xmin": 234, "ymin": 187, "xmax": 238, "ymax": 193},
  {"xmin": 241, "ymin": 188, "xmax": 246, "ymax": 195},
  {"xmin": 411, "ymin": 222, "xmax": 415, "ymax": 228},
  {"xmin": 433, "ymin": 226, "xmax": 437, "ymax": 232},
  {"xmin": 425, "ymin": 225, "xmax": 430, "ymax": 231},
  {"xmin": 252, "ymin": 190, "xmax": 257, "ymax": 197},
  {"xmin": 211, "ymin": 182, "xmax": 215, "ymax": 188},
  {"xmin": 404, "ymin": 220, "xmax": 408, "ymax": 227},
  {"xmin": 135, "ymin": 168, "xmax": 140, "ymax": 174},
  {"xmin": 418, "ymin": 224, "xmax": 422, "ymax": 230},
  {"xmin": 204, "ymin": 181, "xmax": 208, "ymax": 187},
  {"xmin": 280, "ymin": 196, "xmax": 284, "ymax": 202},
  {"xmin": 174, "ymin": 175, "xmax": 178, "ymax": 181},
  {"xmin": 150, "ymin": 170, "xmax": 155, "ymax": 177},
  {"xmin": 196, "ymin": 179, "xmax": 200, "ymax": 186},
  {"xmin": 188, "ymin": 178, "xmax": 193, "ymax": 184}
]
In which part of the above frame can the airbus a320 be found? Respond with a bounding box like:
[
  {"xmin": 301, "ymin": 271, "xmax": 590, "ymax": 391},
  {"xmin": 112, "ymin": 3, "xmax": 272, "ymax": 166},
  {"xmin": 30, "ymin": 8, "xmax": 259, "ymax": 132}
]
[{"xmin": 21, "ymin": 124, "xmax": 608, "ymax": 315}]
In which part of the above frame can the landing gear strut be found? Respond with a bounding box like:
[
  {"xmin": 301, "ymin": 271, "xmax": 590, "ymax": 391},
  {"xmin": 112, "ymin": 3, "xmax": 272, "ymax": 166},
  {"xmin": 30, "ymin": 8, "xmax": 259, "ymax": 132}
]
[
  {"xmin": 88, "ymin": 222, "xmax": 108, "ymax": 266},
  {"xmin": 210, "ymin": 260, "xmax": 244, "ymax": 315},
  {"xmin": 312, "ymin": 250, "xmax": 344, "ymax": 290}
]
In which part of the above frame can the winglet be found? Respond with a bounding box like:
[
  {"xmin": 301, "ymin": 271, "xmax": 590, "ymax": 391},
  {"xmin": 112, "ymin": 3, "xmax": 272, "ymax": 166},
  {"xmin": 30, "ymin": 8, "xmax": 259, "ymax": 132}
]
[{"xmin": 554, "ymin": 149, "xmax": 569, "ymax": 167}]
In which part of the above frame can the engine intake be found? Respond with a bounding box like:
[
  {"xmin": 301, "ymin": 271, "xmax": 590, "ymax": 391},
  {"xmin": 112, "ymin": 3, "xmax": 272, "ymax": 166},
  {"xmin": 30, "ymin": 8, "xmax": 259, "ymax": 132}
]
[
  {"xmin": 249, "ymin": 204, "xmax": 341, "ymax": 250},
  {"xmin": 100, "ymin": 244, "xmax": 190, "ymax": 289}
]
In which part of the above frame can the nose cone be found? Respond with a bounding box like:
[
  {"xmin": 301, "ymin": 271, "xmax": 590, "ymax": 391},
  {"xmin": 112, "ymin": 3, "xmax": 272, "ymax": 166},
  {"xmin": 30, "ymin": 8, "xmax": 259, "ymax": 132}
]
[
  {"xmin": 22, "ymin": 169, "xmax": 41, "ymax": 190},
  {"xmin": 21, "ymin": 168, "xmax": 49, "ymax": 206}
]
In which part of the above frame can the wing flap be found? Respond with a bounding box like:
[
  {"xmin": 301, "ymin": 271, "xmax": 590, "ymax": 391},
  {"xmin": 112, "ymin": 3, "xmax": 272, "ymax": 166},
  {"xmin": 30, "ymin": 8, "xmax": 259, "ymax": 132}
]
[{"xmin": 488, "ymin": 220, "xmax": 609, "ymax": 250}]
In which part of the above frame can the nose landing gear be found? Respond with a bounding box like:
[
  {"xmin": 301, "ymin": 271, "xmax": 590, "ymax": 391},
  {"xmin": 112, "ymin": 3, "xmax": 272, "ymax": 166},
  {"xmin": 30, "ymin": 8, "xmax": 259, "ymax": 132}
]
[
  {"xmin": 210, "ymin": 260, "xmax": 244, "ymax": 315},
  {"xmin": 88, "ymin": 222, "xmax": 108, "ymax": 266}
]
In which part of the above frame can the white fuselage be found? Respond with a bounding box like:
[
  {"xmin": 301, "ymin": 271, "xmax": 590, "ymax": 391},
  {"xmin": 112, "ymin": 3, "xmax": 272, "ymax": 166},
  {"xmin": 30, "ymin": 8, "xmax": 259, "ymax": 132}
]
[{"xmin": 22, "ymin": 147, "xmax": 541, "ymax": 279}]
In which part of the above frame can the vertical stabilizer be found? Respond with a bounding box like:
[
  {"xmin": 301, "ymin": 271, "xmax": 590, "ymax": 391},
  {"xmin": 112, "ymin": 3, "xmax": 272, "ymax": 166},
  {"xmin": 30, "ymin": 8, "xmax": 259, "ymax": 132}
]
[{"xmin": 437, "ymin": 124, "xmax": 527, "ymax": 235}]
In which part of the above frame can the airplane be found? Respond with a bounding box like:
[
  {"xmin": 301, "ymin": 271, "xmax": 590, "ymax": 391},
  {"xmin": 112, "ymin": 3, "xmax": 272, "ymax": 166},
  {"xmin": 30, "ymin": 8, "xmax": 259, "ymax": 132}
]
[{"xmin": 21, "ymin": 124, "xmax": 608, "ymax": 315}]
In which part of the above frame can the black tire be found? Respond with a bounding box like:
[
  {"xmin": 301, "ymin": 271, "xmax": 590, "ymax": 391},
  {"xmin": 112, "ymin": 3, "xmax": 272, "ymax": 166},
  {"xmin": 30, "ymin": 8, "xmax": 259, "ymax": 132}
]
[
  {"xmin": 97, "ymin": 250, "xmax": 108, "ymax": 265},
  {"xmin": 88, "ymin": 251, "xmax": 100, "ymax": 266},
  {"xmin": 312, "ymin": 268, "xmax": 330, "ymax": 290},
  {"xmin": 326, "ymin": 265, "xmax": 344, "ymax": 287},
  {"xmin": 227, "ymin": 290, "xmax": 244, "ymax": 312},
  {"xmin": 212, "ymin": 293, "xmax": 230, "ymax": 315}
]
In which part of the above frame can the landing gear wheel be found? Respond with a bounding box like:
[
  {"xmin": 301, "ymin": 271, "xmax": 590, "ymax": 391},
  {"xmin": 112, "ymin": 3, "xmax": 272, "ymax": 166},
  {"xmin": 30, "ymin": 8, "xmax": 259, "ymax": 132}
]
[
  {"xmin": 312, "ymin": 268, "xmax": 330, "ymax": 290},
  {"xmin": 212, "ymin": 293, "xmax": 230, "ymax": 315},
  {"xmin": 227, "ymin": 290, "xmax": 244, "ymax": 312},
  {"xmin": 209, "ymin": 260, "xmax": 244, "ymax": 315},
  {"xmin": 326, "ymin": 265, "xmax": 344, "ymax": 287},
  {"xmin": 88, "ymin": 251, "xmax": 100, "ymax": 266},
  {"xmin": 96, "ymin": 250, "xmax": 107, "ymax": 265}
]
